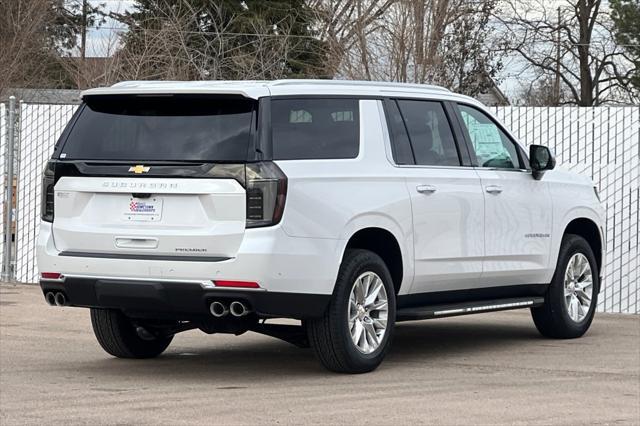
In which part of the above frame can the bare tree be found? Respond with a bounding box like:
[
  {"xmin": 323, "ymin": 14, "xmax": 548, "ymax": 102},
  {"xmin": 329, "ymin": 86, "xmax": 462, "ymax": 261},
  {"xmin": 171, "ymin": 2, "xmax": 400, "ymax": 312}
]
[
  {"xmin": 0, "ymin": 0, "xmax": 105, "ymax": 95},
  {"xmin": 501, "ymin": 0, "xmax": 638, "ymax": 105},
  {"xmin": 0, "ymin": 0, "xmax": 66, "ymax": 95},
  {"xmin": 310, "ymin": 0, "xmax": 504, "ymax": 96},
  {"xmin": 309, "ymin": 0, "xmax": 397, "ymax": 78},
  {"xmin": 515, "ymin": 74, "xmax": 570, "ymax": 106}
]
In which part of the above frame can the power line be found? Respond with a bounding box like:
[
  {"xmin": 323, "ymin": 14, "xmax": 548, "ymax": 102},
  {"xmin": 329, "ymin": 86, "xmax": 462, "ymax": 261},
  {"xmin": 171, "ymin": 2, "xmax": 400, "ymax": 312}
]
[{"xmin": 79, "ymin": 25, "xmax": 640, "ymax": 47}]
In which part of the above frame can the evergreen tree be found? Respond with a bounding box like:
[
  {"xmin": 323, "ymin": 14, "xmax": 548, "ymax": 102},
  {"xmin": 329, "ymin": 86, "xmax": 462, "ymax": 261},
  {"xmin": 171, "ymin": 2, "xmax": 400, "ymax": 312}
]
[
  {"xmin": 611, "ymin": 0, "xmax": 640, "ymax": 92},
  {"xmin": 115, "ymin": 0, "xmax": 327, "ymax": 80}
]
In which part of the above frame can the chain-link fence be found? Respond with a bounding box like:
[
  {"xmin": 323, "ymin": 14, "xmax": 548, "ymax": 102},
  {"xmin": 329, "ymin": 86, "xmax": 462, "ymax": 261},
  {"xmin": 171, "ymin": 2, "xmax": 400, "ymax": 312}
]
[
  {"xmin": 1, "ymin": 101, "xmax": 638, "ymax": 313},
  {"xmin": 14, "ymin": 104, "xmax": 79, "ymax": 283},
  {"xmin": 493, "ymin": 107, "xmax": 639, "ymax": 314}
]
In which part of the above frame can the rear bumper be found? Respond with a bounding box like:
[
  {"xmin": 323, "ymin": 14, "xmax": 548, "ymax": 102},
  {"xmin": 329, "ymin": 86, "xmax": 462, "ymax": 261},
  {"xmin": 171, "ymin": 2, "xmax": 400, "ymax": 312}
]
[
  {"xmin": 40, "ymin": 277, "xmax": 330, "ymax": 319},
  {"xmin": 37, "ymin": 222, "xmax": 343, "ymax": 295}
]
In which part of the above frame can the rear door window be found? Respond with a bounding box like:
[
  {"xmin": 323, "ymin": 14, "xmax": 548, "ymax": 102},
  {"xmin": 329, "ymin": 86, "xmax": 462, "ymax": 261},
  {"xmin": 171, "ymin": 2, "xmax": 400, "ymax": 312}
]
[
  {"xmin": 396, "ymin": 100, "xmax": 461, "ymax": 166},
  {"xmin": 59, "ymin": 95, "xmax": 255, "ymax": 162},
  {"xmin": 271, "ymin": 98, "xmax": 360, "ymax": 160}
]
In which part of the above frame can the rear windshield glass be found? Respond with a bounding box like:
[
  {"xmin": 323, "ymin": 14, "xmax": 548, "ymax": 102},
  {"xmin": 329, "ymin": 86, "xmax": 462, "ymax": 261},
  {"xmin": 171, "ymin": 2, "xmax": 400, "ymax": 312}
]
[
  {"xmin": 271, "ymin": 98, "xmax": 360, "ymax": 160},
  {"xmin": 60, "ymin": 95, "xmax": 255, "ymax": 161}
]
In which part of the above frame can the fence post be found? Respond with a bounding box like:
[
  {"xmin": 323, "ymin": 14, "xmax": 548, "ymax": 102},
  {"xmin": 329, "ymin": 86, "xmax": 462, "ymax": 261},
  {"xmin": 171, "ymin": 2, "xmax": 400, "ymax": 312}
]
[{"xmin": 2, "ymin": 96, "xmax": 16, "ymax": 282}]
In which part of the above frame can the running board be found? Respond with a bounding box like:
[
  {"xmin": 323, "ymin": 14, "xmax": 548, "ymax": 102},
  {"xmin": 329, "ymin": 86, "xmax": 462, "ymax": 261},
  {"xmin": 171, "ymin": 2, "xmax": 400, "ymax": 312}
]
[{"xmin": 396, "ymin": 297, "xmax": 545, "ymax": 322}]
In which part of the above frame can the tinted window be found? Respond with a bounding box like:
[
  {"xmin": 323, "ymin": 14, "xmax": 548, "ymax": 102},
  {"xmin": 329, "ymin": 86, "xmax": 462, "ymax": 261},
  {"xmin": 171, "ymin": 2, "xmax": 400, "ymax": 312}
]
[
  {"xmin": 397, "ymin": 100, "xmax": 460, "ymax": 166},
  {"xmin": 271, "ymin": 98, "xmax": 359, "ymax": 160},
  {"xmin": 60, "ymin": 95, "xmax": 255, "ymax": 161},
  {"xmin": 384, "ymin": 100, "xmax": 414, "ymax": 165},
  {"xmin": 458, "ymin": 105, "xmax": 521, "ymax": 169}
]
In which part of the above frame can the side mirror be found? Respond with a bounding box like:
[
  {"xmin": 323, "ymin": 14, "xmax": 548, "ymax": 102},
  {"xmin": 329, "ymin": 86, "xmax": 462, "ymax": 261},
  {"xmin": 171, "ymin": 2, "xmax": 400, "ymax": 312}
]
[{"xmin": 530, "ymin": 144, "xmax": 555, "ymax": 180}]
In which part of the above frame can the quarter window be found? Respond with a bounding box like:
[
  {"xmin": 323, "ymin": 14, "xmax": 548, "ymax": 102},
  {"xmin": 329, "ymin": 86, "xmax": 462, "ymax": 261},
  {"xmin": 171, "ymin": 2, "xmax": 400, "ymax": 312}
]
[
  {"xmin": 396, "ymin": 100, "xmax": 460, "ymax": 166},
  {"xmin": 457, "ymin": 105, "xmax": 521, "ymax": 169},
  {"xmin": 384, "ymin": 100, "xmax": 415, "ymax": 165},
  {"xmin": 271, "ymin": 98, "xmax": 359, "ymax": 160}
]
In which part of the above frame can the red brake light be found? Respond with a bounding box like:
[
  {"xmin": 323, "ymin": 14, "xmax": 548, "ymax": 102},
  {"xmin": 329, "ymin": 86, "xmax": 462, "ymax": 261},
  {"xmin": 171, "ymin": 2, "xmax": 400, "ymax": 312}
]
[
  {"xmin": 213, "ymin": 280, "xmax": 260, "ymax": 288},
  {"xmin": 41, "ymin": 272, "xmax": 62, "ymax": 280}
]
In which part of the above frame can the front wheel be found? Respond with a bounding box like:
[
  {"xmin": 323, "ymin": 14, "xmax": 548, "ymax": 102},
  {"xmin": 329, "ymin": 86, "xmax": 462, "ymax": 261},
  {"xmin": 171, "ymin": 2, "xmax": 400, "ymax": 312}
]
[
  {"xmin": 306, "ymin": 249, "xmax": 396, "ymax": 373},
  {"xmin": 531, "ymin": 234, "xmax": 599, "ymax": 338},
  {"xmin": 90, "ymin": 308, "xmax": 173, "ymax": 358}
]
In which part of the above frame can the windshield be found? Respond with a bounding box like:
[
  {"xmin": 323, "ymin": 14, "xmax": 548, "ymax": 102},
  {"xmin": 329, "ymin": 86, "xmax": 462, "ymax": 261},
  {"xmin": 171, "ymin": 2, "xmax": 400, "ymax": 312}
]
[{"xmin": 59, "ymin": 95, "xmax": 255, "ymax": 162}]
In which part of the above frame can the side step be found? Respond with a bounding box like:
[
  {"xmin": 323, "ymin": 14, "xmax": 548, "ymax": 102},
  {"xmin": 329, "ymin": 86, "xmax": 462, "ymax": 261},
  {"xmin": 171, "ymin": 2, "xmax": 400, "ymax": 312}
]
[{"xmin": 396, "ymin": 297, "xmax": 545, "ymax": 322}]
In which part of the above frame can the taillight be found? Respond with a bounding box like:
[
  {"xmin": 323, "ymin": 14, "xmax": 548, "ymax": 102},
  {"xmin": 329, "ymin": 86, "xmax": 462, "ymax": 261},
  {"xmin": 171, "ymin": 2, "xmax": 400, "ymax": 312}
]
[
  {"xmin": 245, "ymin": 162, "xmax": 287, "ymax": 228},
  {"xmin": 41, "ymin": 162, "xmax": 55, "ymax": 222},
  {"xmin": 41, "ymin": 272, "xmax": 63, "ymax": 280},
  {"xmin": 213, "ymin": 280, "xmax": 260, "ymax": 288}
]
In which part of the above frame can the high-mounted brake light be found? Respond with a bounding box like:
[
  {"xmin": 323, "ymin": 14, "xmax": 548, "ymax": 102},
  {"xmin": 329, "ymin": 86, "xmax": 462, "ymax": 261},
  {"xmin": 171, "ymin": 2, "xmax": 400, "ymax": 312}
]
[{"xmin": 213, "ymin": 280, "xmax": 260, "ymax": 289}]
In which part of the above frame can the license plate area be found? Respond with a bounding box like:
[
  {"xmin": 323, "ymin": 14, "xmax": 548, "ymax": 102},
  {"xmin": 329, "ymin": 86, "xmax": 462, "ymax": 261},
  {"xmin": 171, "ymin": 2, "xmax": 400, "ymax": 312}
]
[{"xmin": 123, "ymin": 196, "xmax": 163, "ymax": 222}]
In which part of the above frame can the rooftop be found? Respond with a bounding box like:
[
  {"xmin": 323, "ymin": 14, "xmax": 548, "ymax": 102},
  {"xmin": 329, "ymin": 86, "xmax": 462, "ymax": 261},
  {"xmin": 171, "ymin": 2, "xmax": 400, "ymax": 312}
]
[{"xmin": 81, "ymin": 79, "xmax": 474, "ymax": 102}]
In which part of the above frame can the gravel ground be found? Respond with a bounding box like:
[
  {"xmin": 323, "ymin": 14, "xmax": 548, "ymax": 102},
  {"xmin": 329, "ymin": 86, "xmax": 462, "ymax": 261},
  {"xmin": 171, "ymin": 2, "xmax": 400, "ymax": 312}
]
[{"xmin": 1, "ymin": 283, "xmax": 639, "ymax": 425}]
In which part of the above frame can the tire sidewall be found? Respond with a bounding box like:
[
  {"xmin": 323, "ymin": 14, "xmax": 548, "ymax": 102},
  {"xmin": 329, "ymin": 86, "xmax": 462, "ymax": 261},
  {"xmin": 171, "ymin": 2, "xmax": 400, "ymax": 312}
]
[
  {"xmin": 332, "ymin": 251, "xmax": 396, "ymax": 370},
  {"xmin": 550, "ymin": 235, "xmax": 599, "ymax": 333}
]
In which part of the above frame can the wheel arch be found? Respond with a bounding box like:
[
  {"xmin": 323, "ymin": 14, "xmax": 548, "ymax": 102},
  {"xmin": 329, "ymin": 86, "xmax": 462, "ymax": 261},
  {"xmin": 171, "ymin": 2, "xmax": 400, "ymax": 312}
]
[
  {"xmin": 563, "ymin": 217, "xmax": 603, "ymax": 275},
  {"xmin": 342, "ymin": 227, "xmax": 406, "ymax": 295}
]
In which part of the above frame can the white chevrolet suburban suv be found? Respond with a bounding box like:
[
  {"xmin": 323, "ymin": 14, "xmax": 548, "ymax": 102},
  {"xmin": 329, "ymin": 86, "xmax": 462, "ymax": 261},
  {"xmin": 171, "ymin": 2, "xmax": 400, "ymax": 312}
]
[{"xmin": 37, "ymin": 80, "xmax": 605, "ymax": 373}]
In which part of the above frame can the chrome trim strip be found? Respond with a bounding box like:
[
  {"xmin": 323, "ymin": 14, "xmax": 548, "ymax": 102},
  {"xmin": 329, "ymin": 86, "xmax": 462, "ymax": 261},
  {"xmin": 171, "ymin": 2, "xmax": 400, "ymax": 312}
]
[
  {"xmin": 59, "ymin": 251, "xmax": 231, "ymax": 262},
  {"xmin": 57, "ymin": 274, "xmax": 268, "ymax": 291},
  {"xmin": 433, "ymin": 300, "xmax": 535, "ymax": 316}
]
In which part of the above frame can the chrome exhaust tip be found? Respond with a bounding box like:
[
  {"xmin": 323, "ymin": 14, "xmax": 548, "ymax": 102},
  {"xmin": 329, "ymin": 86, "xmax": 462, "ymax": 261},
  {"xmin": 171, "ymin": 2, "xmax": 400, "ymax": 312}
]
[
  {"xmin": 54, "ymin": 292, "xmax": 67, "ymax": 307},
  {"xmin": 229, "ymin": 301, "xmax": 250, "ymax": 317},
  {"xmin": 45, "ymin": 292, "xmax": 56, "ymax": 306},
  {"xmin": 210, "ymin": 301, "xmax": 229, "ymax": 317}
]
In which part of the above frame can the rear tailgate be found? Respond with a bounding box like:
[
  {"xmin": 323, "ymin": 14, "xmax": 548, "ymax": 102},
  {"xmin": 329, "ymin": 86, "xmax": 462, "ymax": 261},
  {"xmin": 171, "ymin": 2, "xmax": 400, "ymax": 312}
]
[{"xmin": 52, "ymin": 177, "xmax": 246, "ymax": 259}]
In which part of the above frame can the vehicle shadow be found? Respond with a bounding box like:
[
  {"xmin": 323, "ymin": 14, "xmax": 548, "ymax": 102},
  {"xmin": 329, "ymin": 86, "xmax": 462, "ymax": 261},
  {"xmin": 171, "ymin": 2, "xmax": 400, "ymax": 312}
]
[
  {"xmin": 72, "ymin": 315, "xmax": 544, "ymax": 381},
  {"xmin": 388, "ymin": 317, "xmax": 541, "ymax": 361}
]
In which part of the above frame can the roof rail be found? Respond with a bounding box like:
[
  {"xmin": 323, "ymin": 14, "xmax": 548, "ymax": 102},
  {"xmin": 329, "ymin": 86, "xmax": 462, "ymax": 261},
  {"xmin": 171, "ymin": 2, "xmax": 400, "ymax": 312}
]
[
  {"xmin": 270, "ymin": 79, "xmax": 451, "ymax": 93},
  {"xmin": 112, "ymin": 80, "xmax": 272, "ymax": 88},
  {"xmin": 111, "ymin": 81, "xmax": 181, "ymax": 88}
]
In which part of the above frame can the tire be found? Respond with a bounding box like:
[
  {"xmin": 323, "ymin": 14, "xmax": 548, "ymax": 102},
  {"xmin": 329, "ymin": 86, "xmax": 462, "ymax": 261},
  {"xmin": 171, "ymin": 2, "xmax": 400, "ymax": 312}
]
[
  {"xmin": 531, "ymin": 234, "xmax": 599, "ymax": 338},
  {"xmin": 306, "ymin": 249, "xmax": 396, "ymax": 373},
  {"xmin": 90, "ymin": 308, "xmax": 173, "ymax": 359}
]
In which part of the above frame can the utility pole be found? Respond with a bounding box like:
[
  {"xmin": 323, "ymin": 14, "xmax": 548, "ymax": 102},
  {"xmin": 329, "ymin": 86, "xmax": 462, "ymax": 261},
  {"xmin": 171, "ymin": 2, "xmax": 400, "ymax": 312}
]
[
  {"xmin": 80, "ymin": 0, "xmax": 87, "ymax": 61},
  {"xmin": 554, "ymin": 7, "xmax": 561, "ymax": 106}
]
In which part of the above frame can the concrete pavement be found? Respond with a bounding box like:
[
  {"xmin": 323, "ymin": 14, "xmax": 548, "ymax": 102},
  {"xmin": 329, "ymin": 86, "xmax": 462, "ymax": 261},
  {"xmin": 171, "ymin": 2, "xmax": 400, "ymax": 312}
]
[{"xmin": 1, "ymin": 284, "xmax": 638, "ymax": 425}]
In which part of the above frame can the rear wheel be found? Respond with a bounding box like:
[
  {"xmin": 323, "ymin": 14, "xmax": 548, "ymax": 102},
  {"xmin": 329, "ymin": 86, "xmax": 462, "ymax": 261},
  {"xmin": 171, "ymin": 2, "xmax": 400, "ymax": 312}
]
[
  {"xmin": 531, "ymin": 234, "xmax": 599, "ymax": 338},
  {"xmin": 306, "ymin": 249, "xmax": 396, "ymax": 373},
  {"xmin": 90, "ymin": 308, "xmax": 173, "ymax": 358}
]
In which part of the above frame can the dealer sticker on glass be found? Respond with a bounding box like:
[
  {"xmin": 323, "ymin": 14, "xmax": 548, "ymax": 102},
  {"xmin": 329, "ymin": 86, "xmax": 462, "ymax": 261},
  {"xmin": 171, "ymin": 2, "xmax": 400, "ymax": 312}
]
[{"xmin": 124, "ymin": 197, "xmax": 163, "ymax": 222}]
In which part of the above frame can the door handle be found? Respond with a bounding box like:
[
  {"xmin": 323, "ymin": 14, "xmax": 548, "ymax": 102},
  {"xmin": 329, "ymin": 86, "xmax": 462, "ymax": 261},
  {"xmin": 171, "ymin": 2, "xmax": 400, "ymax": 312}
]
[
  {"xmin": 416, "ymin": 184, "xmax": 437, "ymax": 194},
  {"xmin": 485, "ymin": 185, "xmax": 503, "ymax": 194}
]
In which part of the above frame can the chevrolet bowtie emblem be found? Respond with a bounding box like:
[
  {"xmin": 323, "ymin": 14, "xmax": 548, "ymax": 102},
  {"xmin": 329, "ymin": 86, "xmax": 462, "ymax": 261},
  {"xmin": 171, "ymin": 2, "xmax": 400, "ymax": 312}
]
[{"xmin": 128, "ymin": 165, "xmax": 150, "ymax": 174}]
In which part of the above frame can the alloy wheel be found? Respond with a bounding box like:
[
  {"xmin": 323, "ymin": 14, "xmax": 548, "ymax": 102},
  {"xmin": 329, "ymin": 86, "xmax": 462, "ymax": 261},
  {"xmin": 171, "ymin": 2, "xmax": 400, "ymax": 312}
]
[
  {"xmin": 563, "ymin": 253, "xmax": 593, "ymax": 322},
  {"xmin": 348, "ymin": 271, "xmax": 389, "ymax": 354}
]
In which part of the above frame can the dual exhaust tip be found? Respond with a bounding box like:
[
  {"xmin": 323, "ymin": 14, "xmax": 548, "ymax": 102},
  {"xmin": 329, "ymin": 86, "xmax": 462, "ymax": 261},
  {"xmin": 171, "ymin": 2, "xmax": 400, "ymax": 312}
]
[
  {"xmin": 210, "ymin": 300, "xmax": 251, "ymax": 318},
  {"xmin": 45, "ymin": 291, "xmax": 68, "ymax": 307}
]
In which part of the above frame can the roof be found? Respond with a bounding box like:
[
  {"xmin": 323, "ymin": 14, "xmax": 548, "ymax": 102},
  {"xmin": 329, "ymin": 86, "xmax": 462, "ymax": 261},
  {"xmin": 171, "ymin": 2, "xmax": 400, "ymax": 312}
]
[{"xmin": 81, "ymin": 79, "xmax": 480, "ymax": 105}]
